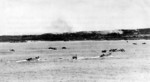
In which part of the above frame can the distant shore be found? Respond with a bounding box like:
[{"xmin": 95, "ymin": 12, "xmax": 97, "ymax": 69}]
[{"xmin": 0, "ymin": 28, "xmax": 150, "ymax": 42}]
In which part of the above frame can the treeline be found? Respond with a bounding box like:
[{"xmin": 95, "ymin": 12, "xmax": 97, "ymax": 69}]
[{"xmin": 0, "ymin": 28, "xmax": 150, "ymax": 42}]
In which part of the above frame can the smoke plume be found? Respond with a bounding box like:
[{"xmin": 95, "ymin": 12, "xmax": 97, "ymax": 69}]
[{"xmin": 50, "ymin": 18, "xmax": 73, "ymax": 33}]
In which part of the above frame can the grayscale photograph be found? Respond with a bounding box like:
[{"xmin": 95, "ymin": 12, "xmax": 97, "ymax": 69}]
[{"xmin": 0, "ymin": 0, "xmax": 150, "ymax": 82}]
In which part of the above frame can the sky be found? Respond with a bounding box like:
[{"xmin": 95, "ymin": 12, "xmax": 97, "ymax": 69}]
[{"xmin": 0, "ymin": 0, "xmax": 150, "ymax": 35}]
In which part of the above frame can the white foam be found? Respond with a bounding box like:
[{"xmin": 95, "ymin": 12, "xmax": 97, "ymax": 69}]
[
  {"xmin": 16, "ymin": 60, "xmax": 27, "ymax": 62},
  {"xmin": 78, "ymin": 56, "xmax": 100, "ymax": 60}
]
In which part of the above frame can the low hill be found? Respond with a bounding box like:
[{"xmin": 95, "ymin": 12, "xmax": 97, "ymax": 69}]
[{"xmin": 0, "ymin": 28, "xmax": 150, "ymax": 42}]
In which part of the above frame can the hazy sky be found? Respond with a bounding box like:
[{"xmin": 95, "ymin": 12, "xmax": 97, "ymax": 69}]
[{"xmin": 0, "ymin": 0, "xmax": 150, "ymax": 35}]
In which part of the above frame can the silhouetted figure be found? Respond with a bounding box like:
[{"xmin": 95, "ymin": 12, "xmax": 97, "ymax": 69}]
[
  {"xmin": 142, "ymin": 42, "xmax": 146, "ymax": 44},
  {"xmin": 100, "ymin": 53, "xmax": 112, "ymax": 57},
  {"xmin": 10, "ymin": 49, "xmax": 15, "ymax": 52},
  {"xmin": 48, "ymin": 47, "xmax": 57, "ymax": 50},
  {"xmin": 72, "ymin": 55, "xmax": 77, "ymax": 60},
  {"xmin": 100, "ymin": 54, "xmax": 105, "ymax": 57},
  {"xmin": 62, "ymin": 47, "xmax": 67, "ymax": 49},
  {"xmin": 102, "ymin": 50, "xmax": 107, "ymax": 53},
  {"xmin": 133, "ymin": 43, "xmax": 137, "ymax": 45},
  {"xmin": 26, "ymin": 56, "xmax": 40, "ymax": 61},
  {"xmin": 109, "ymin": 49, "xmax": 117, "ymax": 52},
  {"xmin": 35, "ymin": 56, "xmax": 40, "ymax": 59},
  {"xmin": 26, "ymin": 58, "xmax": 33, "ymax": 61},
  {"xmin": 119, "ymin": 49, "xmax": 125, "ymax": 52}
]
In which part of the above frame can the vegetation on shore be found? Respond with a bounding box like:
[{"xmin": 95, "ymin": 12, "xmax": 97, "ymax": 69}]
[{"xmin": 0, "ymin": 28, "xmax": 150, "ymax": 42}]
